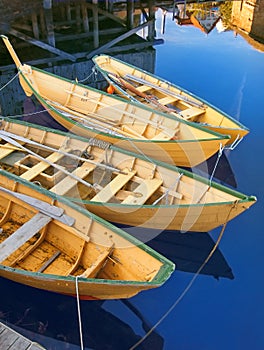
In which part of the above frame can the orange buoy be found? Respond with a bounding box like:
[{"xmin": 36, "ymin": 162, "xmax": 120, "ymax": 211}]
[{"xmin": 107, "ymin": 85, "xmax": 115, "ymax": 94}]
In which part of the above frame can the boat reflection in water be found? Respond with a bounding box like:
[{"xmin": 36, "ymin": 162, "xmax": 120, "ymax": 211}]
[
  {"xmin": 0, "ymin": 277, "xmax": 164, "ymax": 350},
  {"xmin": 120, "ymin": 227, "xmax": 234, "ymax": 280},
  {"xmin": 0, "ymin": 224, "xmax": 233, "ymax": 349},
  {"xmin": 190, "ymin": 150, "xmax": 237, "ymax": 189}
]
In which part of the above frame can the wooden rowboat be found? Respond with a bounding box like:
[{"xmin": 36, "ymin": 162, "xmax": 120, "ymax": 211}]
[
  {"xmin": 1, "ymin": 35, "xmax": 230, "ymax": 167},
  {"xmin": 92, "ymin": 54, "xmax": 249, "ymax": 146},
  {"xmin": 0, "ymin": 118, "xmax": 256, "ymax": 232},
  {"xmin": 0, "ymin": 169, "xmax": 175, "ymax": 300}
]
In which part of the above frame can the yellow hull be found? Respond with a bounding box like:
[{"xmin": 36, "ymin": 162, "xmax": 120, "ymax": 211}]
[
  {"xmin": 40, "ymin": 107, "xmax": 228, "ymax": 166},
  {"xmin": 93, "ymin": 54, "xmax": 249, "ymax": 146},
  {"xmin": 0, "ymin": 268, "xmax": 154, "ymax": 300},
  {"xmin": 82, "ymin": 200, "xmax": 256, "ymax": 232},
  {"xmin": 1, "ymin": 35, "xmax": 230, "ymax": 167},
  {"xmin": 0, "ymin": 119, "xmax": 256, "ymax": 233},
  {"xmin": 0, "ymin": 170, "xmax": 174, "ymax": 299}
]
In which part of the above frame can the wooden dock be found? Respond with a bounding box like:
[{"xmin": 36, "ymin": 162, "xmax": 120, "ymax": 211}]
[{"xmin": 0, "ymin": 322, "xmax": 46, "ymax": 350}]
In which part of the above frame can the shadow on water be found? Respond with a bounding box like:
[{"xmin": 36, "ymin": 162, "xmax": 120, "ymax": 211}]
[
  {"xmin": 2, "ymin": 92, "xmax": 235, "ymax": 349},
  {"xmin": 0, "ymin": 226, "xmax": 233, "ymax": 349},
  {"xmin": 191, "ymin": 151, "xmax": 237, "ymax": 189},
  {"xmin": 0, "ymin": 278, "xmax": 164, "ymax": 350},
  {"xmin": 21, "ymin": 96, "xmax": 235, "ymax": 281},
  {"xmin": 118, "ymin": 226, "xmax": 234, "ymax": 281}
]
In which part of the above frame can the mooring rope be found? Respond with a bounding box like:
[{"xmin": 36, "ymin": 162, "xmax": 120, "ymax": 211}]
[
  {"xmin": 226, "ymin": 134, "xmax": 243, "ymax": 151},
  {"xmin": 0, "ymin": 72, "xmax": 20, "ymax": 92},
  {"xmin": 129, "ymin": 202, "xmax": 237, "ymax": 350},
  {"xmin": 75, "ymin": 276, "xmax": 84, "ymax": 350},
  {"xmin": 77, "ymin": 66, "xmax": 97, "ymax": 83},
  {"xmin": 5, "ymin": 107, "xmax": 55, "ymax": 120},
  {"xmin": 209, "ymin": 143, "xmax": 224, "ymax": 186}
]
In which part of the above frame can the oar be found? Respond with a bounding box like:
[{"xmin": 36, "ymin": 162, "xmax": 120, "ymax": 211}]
[
  {"xmin": 107, "ymin": 72, "xmax": 178, "ymax": 115},
  {"xmin": 0, "ymin": 184, "xmax": 75, "ymax": 225},
  {"xmin": 46, "ymin": 100, "xmax": 147, "ymax": 140},
  {"xmin": 0, "ymin": 130, "xmax": 128, "ymax": 174},
  {"xmin": 0, "ymin": 132, "xmax": 96, "ymax": 190},
  {"xmin": 0, "ymin": 185, "xmax": 64, "ymax": 216},
  {"xmin": 124, "ymin": 73, "xmax": 205, "ymax": 109},
  {"xmin": 53, "ymin": 84, "xmax": 180, "ymax": 137}
]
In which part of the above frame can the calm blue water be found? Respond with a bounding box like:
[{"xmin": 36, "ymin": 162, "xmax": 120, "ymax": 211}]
[{"xmin": 1, "ymin": 7, "xmax": 263, "ymax": 350}]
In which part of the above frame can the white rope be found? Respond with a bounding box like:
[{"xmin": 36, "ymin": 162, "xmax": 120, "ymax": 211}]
[
  {"xmin": 75, "ymin": 276, "xmax": 84, "ymax": 350},
  {"xmin": 152, "ymin": 173, "xmax": 183, "ymax": 205},
  {"xmin": 127, "ymin": 137, "xmax": 158, "ymax": 164},
  {"xmin": 77, "ymin": 66, "xmax": 97, "ymax": 83},
  {"xmin": 209, "ymin": 143, "xmax": 224, "ymax": 186},
  {"xmin": 0, "ymin": 72, "xmax": 20, "ymax": 92},
  {"xmin": 129, "ymin": 203, "xmax": 236, "ymax": 350},
  {"xmin": 225, "ymin": 135, "xmax": 243, "ymax": 151},
  {"xmin": 6, "ymin": 107, "xmax": 55, "ymax": 119}
]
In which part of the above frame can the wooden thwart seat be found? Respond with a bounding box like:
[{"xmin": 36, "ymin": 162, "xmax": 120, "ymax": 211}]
[
  {"xmin": 80, "ymin": 244, "xmax": 114, "ymax": 278},
  {"xmin": 20, "ymin": 151, "xmax": 67, "ymax": 181},
  {"xmin": 136, "ymin": 85, "xmax": 152, "ymax": 93},
  {"xmin": 180, "ymin": 107, "xmax": 205, "ymax": 120},
  {"xmin": 157, "ymin": 96, "xmax": 177, "ymax": 105},
  {"xmin": 91, "ymin": 169, "xmax": 136, "ymax": 202},
  {"xmin": 0, "ymin": 142, "xmax": 18, "ymax": 160},
  {"xmin": 121, "ymin": 125, "xmax": 146, "ymax": 139},
  {"xmin": 151, "ymin": 128, "xmax": 178, "ymax": 141},
  {"xmin": 50, "ymin": 162, "xmax": 97, "ymax": 195},
  {"xmin": 122, "ymin": 178, "xmax": 163, "ymax": 205},
  {"xmin": 0, "ymin": 212, "xmax": 52, "ymax": 263}
]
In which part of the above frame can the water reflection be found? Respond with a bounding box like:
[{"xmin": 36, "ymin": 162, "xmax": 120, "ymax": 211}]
[
  {"xmin": 117, "ymin": 226, "xmax": 234, "ymax": 280},
  {"xmin": 0, "ymin": 277, "xmax": 164, "ymax": 349},
  {"xmin": 191, "ymin": 150, "xmax": 237, "ymax": 188},
  {"xmin": 159, "ymin": 0, "xmax": 264, "ymax": 50},
  {"xmin": 0, "ymin": 1, "xmax": 262, "ymax": 349}
]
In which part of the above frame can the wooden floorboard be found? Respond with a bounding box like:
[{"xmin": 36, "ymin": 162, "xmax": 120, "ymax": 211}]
[{"xmin": 0, "ymin": 322, "xmax": 45, "ymax": 349}]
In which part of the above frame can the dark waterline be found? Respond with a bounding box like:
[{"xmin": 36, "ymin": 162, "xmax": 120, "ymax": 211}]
[{"xmin": 1, "ymin": 7, "xmax": 263, "ymax": 350}]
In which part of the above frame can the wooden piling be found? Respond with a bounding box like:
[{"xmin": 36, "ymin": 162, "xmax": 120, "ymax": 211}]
[
  {"xmin": 92, "ymin": 0, "xmax": 99, "ymax": 48},
  {"xmin": 43, "ymin": 0, "xmax": 55, "ymax": 47}
]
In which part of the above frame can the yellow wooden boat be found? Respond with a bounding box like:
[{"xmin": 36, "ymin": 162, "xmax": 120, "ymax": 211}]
[
  {"xmin": 0, "ymin": 118, "xmax": 256, "ymax": 232},
  {"xmin": 1, "ymin": 35, "xmax": 230, "ymax": 168},
  {"xmin": 0, "ymin": 169, "xmax": 175, "ymax": 300},
  {"xmin": 93, "ymin": 54, "xmax": 249, "ymax": 146}
]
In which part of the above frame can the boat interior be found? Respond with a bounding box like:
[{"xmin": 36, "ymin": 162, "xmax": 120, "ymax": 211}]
[
  {"xmin": 0, "ymin": 122, "xmax": 242, "ymax": 209},
  {"xmin": 0, "ymin": 178, "xmax": 163, "ymax": 282}
]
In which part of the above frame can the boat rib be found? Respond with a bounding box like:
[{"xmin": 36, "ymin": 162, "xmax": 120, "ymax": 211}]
[
  {"xmin": 1, "ymin": 35, "xmax": 230, "ymax": 167},
  {"xmin": 0, "ymin": 119, "xmax": 256, "ymax": 232},
  {"xmin": 92, "ymin": 54, "xmax": 249, "ymax": 146},
  {"xmin": 0, "ymin": 169, "xmax": 175, "ymax": 299}
]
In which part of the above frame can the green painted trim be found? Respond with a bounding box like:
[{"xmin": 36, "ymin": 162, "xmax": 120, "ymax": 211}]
[
  {"xmin": 0, "ymin": 264, "xmax": 174, "ymax": 287},
  {"xmin": 93, "ymin": 54, "xmax": 249, "ymax": 131},
  {"xmin": 22, "ymin": 64, "xmax": 229, "ymax": 141},
  {"xmin": 1, "ymin": 118, "xmax": 256, "ymax": 203},
  {"xmin": 0, "ymin": 169, "xmax": 175, "ymax": 285},
  {"xmin": 19, "ymin": 69, "xmax": 228, "ymax": 144}
]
